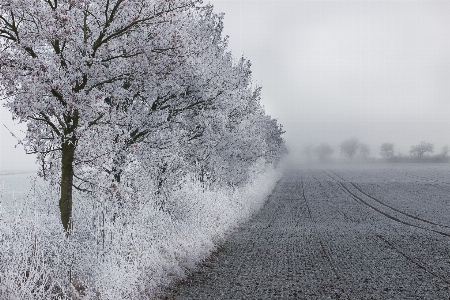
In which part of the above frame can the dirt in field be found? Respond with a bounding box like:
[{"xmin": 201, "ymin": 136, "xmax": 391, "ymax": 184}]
[{"xmin": 166, "ymin": 165, "xmax": 450, "ymax": 299}]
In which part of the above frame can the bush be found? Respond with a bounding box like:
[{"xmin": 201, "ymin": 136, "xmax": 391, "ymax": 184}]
[{"xmin": 0, "ymin": 164, "xmax": 281, "ymax": 299}]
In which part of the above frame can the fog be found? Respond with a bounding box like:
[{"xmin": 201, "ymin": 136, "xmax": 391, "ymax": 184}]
[
  {"xmin": 0, "ymin": 112, "xmax": 36, "ymax": 173},
  {"xmin": 1, "ymin": 0, "xmax": 450, "ymax": 172},
  {"xmin": 208, "ymin": 0, "xmax": 450, "ymax": 161}
]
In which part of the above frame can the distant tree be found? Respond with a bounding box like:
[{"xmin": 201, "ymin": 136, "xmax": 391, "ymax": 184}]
[
  {"xmin": 314, "ymin": 143, "xmax": 334, "ymax": 162},
  {"xmin": 359, "ymin": 143, "xmax": 370, "ymax": 159},
  {"xmin": 436, "ymin": 145, "xmax": 450, "ymax": 163},
  {"xmin": 409, "ymin": 142, "xmax": 434, "ymax": 160},
  {"xmin": 340, "ymin": 138, "xmax": 359, "ymax": 160},
  {"xmin": 380, "ymin": 143, "xmax": 394, "ymax": 159}
]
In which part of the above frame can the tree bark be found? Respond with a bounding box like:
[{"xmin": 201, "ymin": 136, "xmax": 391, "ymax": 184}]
[
  {"xmin": 59, "ymin": 110, "xmax": 78, "ymax": 233},
  {"xmin": 60, "ymin": 138, "xmax": 75, "ymax": 232}
]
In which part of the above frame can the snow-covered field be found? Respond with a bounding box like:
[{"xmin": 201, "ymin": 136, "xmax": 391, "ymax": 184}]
[
  {"xmin": 304, "ymin": 164, "xmax": 450, "ymax": 298},
  {"xmin": 170, "ymin": 164, "xmax": 450, "ymax": 299},
  {"xmin": 318, "ymin": 163, "xmax": 450, "ymax": 232},
  {"xmin": 0, "ymin": 173, "xmax": 40, "ymax": 205}
]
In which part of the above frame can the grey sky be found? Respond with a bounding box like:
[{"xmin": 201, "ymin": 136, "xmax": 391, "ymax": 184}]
[
  {"xmin": 0, "ymin": 112, "xmax": 35, "ymax": 173},
  {"xmin": 208, "ymin": 0, "xmax": 450, "ymax": 159},
  {"xmin": 1, "ymin": 0, "xmax": 450, "ymax": 171}
]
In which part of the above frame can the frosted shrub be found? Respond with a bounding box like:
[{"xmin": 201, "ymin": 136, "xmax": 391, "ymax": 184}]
[
  {"xmin": 0, "ymin": 165, "xmax": 281, "ymax": 299},
  {"xmin": 0, "ymin": 184, "xmax": 73, "ymax": 299}
]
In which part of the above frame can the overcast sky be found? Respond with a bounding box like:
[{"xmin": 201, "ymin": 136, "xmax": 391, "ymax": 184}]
[
  {"xmin": 209, "ymin": 0, "xmax": 450, "ymax": 160},
  {"xmin": 1, "ymin": 0, "xmax": 450, "ymax": 172}
]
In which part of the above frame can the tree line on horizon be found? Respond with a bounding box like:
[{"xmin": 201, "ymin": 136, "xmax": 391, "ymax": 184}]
[{"xmin": 302, "ymin": 138, "xmax": 449, "ymax": 163}]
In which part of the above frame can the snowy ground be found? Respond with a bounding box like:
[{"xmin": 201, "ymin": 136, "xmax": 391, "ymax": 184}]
[
  {"xmin": 0, "ymin": 173, "xmax": 39, "ymax": 205},
  {"xmin": 167, "ymin": 164, "xmax": 450, "ymax": 299}
]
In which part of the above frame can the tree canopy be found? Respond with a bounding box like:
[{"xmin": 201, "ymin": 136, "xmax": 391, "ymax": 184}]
[
  {"xmin": 409, "ymin": 142, "xmax": 434, "ymax": 160},
  {"xmin": 0, "ymin": 0, "xmax": 286, "ymax": 231},
  {"xmin": 340, "ymin": 138, "xmax": 359, "ymax": 160},
  {"xmin": 380, "ymin": 143, "xmax": 394, "ymax": 159}
]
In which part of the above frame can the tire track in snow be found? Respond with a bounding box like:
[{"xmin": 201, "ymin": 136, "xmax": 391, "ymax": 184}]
[
  {"xmin": 350, "ymin": 167, "xmax": 450, "ymax": 228},
  {"xmin": 310, "ymin": 173, "xmax": 355, "ymax": 223},
  {"xmin": 308, "ymin": 171, "xmax": 398, "ymax": 291},
  {"xmin": 300, "ymin": 178, "xmax": 341, "ymax": 281},
  {"xmin": 302, "ymin": 169, "xmax": 450, "ymax": 295},
  {"xmin": 376, "ymin": 234, "xmax": 450, "ymax": 286},
  {"xmin": 323, "ymin": 170, "xmax": 450, "ymax": 238},
  {"xmin": 350, "ymin": 181, "xmax": 450, "ymax": 229},
  {"xmin": 324, "ymin": 169, "xmax": 450, "ymax": 288},
  {"xmin": 329, "ymin": 169, "xmax": 450, "ymax": 229}
]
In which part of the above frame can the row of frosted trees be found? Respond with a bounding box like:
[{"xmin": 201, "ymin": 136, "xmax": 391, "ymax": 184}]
[
  {"xmin": 303, "ymin": 138, "xmax": 371, "ymax": 162},
  {"xmin": 0, "ymin": 0, "xmax": 286, "ymax": 231},
  {"xmin": 304, "ymin": 139, "xmax": 448, "ymax": 163},
  {"xmin": 380, "ymin": 142, "xmax": 449, "ymax": 163}
]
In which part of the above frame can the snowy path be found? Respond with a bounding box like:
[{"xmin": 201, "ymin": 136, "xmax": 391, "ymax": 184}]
[{"xmin": 167, "ymin": 166, "xmax": 450, "ymax": 299}]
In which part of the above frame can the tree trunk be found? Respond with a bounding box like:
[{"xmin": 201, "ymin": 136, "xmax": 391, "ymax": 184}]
[
  {"xmin": 59, "ymin": 110, "xmax": 78, "ymax": 233},
  {"xmin": 60, "ymin": 139, "xmax": 75, "ymax": 232}
]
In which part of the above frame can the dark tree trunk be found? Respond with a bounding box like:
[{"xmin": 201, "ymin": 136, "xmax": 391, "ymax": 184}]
[
  {"xmin": 59, "ymin": 110, "xmax": 78, "ymax": 233},
  {"xmin": 60, "ymin": 138, "xmax": 75, "ymax": 232}
]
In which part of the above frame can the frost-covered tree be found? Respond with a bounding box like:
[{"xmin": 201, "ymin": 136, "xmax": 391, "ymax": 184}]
[
  {"xmin": 260, "ymin": 115, "xmax": 286, "ymax": 165},
  {"xmin": 99, "ymin": 5, "xmax": 234, "ymax": 187},
  {"xmin": 0, "ymin": 0, "xmax": 224, "ymax": 231},
  {"xmin": 340, "ymin": 138, "xmax": 359, "ymax": 161},
  {"xmin": 380, "ymin": 143, "xmax": 394, "ymax": 159},
  {"xmin": 188, "ymin": 86, "xmax": 285, "ymax": 188},
  {"xmin": 358, "ymin": 143, "xmax": 370, "ymax": 159},
  {"xmin": 409, "ymin": 141, "xmax": 434, "ymax": 160}
]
